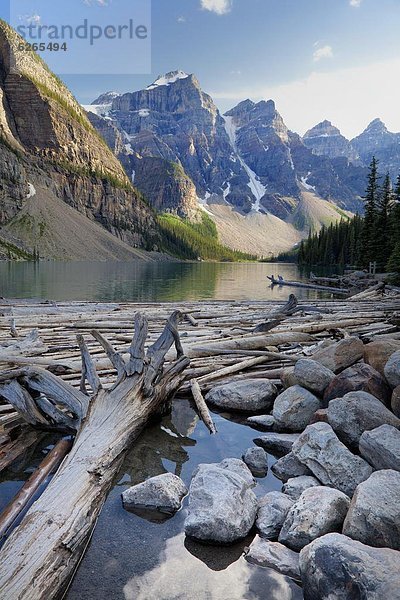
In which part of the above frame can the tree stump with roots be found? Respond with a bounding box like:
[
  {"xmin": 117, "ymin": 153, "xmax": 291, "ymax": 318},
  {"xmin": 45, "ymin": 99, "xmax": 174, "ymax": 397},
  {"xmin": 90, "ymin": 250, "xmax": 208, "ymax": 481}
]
[{"xmin": 0, "ymin": 311, "xmax": 190, "ymax": 600}]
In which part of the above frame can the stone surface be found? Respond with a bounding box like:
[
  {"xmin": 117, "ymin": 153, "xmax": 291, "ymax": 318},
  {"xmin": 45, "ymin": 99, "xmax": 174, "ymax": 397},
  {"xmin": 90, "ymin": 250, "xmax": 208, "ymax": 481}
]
[
  {"xmin": 309, "ymin": 409, "xmax": 329, "ymax": 424},
  {"xmin": 282, "ymin": 476, "xmax": 321, "ymax": 501},
  {"xmin": 245, "ymin": 536, "xmax": 301, "ymax": 581},
  {"xmin": 311, "ymin": 337, "xmax": 364, "ymax": 373},
  {"xmin": 343, "ymin": 469, "xmax": 400, "ymax": 550},
  {"xmin": 242, "ymin": 447, "xmax": 268, "ymax": 477},
  {"xmin": 122, "ymin": 473, "xmax": 188, "ymax": 514},
  {"xmin": 323, "ymin": 363, "xmax": 391, "ymax": 406},
  {"xmin": 271, "ymin": 452, "xmax": 313, "ymax": 482},
  {"xmin": 299, "ymin": 533, "xmax": 400, "ymax": 600},
  {"xmin": 254, "ymin": 433, "xmax": 300, "ymax": 457},
  {"xmin": 281, "ymin": 367, "xmax": 299, "ymax": 389},
  {"xmin": 327, "ymin": 391, "xmax": 400, "ymax": 449},
  {"xmin": 293, "ymin": 359, "xmax": 335, "ymax": 395},
  {"xmin": 246, "ymin": 415, "xmax": 275, "ymax": 431},
  {"xmin": 392, "ymin": 385, "xmax": 400, "ymax": 418},
  {"xmin": 359, "ymin": 424, "xmax": 400, "ymax": 471},
  {"xmin": 205, "ymin": 379, "xmax": 277, "ymax": 413},
  {"xmin": 279, "ymin": 486, "xmax": 350, "ymax": 551},
  {"xmin": 364, "ymin": 339, "xmax": 400, "ymax": 376},
  {"xmin": 256, "ymin": 491, "xmax": 294, "ymax": 539},
  {"xmin": 292, "ymin": 422, "xmax": 373, "ymax": 497},
  {"xmin": 272, "ymin": 385, "xmax": 321, "ymax": 432},
  {"xmin": 184, "ymin": 458, "xmax": 257, "ymax": 544},
  {"xmin": 384, "ymin": 350, "xmax": 400, "ymax": 389}
]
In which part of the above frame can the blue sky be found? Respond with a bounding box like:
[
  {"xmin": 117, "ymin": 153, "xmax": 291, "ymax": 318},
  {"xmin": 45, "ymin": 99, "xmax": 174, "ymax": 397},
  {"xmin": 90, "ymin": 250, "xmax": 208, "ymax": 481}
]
[{"xmin": 3, "ymin": 0, "xmax": 400, "ymax": 137}]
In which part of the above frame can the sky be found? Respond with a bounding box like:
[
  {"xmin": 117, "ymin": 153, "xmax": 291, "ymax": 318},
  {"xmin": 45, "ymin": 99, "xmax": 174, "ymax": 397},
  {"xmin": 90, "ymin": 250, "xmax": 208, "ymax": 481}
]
[{"xmin": 3, "ymin": 0, "xmax": 400, "ymax": 138}]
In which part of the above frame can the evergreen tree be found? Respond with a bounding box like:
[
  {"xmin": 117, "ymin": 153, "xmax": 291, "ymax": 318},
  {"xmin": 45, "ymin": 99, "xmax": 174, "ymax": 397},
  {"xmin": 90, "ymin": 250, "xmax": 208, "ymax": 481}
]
[
  {"xmin": 361, "ymin": 157, "xmax": 380, "ymax": 267},
  {"xmin": 375, "ymin": 173, "xmax": 393, "ymax": 268}
]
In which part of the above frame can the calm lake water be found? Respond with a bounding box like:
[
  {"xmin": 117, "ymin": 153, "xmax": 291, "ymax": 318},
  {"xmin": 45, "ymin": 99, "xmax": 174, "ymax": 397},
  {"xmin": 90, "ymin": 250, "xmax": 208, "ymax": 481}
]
[{"xmin": 0, "ymin": 260, "xmax": 327, "ymax": 302}]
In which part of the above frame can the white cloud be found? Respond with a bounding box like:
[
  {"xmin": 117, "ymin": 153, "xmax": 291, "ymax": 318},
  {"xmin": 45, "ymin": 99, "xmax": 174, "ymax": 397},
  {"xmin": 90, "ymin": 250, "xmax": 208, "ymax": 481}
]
[
  {"xmin": 200, "ymin": 0, "xmax": 232, "ymax": 15},
  {"xmin": 19, "ymin": 14, "xmax": 41, "ymax": 25},
  {"xmin": 211, "ymin": 57, "xmax": 400, "ymax": 139},
  {"xmin": 177, "ymin": 16, "xmax": 186, "ymax": 23},
  {"xmin": 350, "ymin": 0, "xmax": 362, "ymax": 7},
  {"xmin": 313, "ymin": 44, "xmax": 333, "ymax": 62},
  {"xmin": 83, "ymin": 0, "xmax": 110, "ymax": 6},
  {"xmin": 230, "ymin": 69, "xmax": 242, "ymax": 76}
]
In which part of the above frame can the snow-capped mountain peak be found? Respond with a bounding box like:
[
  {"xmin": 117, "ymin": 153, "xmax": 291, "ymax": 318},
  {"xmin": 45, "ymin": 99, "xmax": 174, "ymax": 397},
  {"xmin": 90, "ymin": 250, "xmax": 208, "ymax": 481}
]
[{"xmin": 146, "ymin": 70, "xmax": 190, "ymax": 90}]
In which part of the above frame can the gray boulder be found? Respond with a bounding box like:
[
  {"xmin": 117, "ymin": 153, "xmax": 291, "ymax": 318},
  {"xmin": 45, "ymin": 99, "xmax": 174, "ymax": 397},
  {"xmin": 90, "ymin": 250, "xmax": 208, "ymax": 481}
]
[
  {"xmin": 323, "ymin": 363, "xmax": 391, "ymax": 406},
  {"xmin": 292, "ymin": 423, "xmax": 373, "ymax": 497},
  {"xmin": 359, "ymin": 424, "xmax": 400, "ymax": 471},
  {"xmin": 245, "ymin": 536, "xmax": 301, "ymax": 581},
  {"xmin": 343, "ymin": 469, "xmax": 400, "ymax": 550},
  {"xmin": 184, "ymin": 458, "xmax": 257, "ymax": 544},
  {"xmin": 281, "ymin": 366, "xmax": 299, "ymax": 389},
  {"xmin": 327, "ymin": 391, "xmax": 400, "ymax": 449},
  {"xmin": 122, "ymin": 473, "xmax": 187, "ymax": 515},
  {"xmin": 254, "ymin": 433, "xmax": 300, "ymax": 457},
  {"xmin": 392, "ymin": 385, "xmax": 400, "ymax": 418},
  {"xmin": 282, "ymin": 475, "xmax": 321, "ymax": 501},
  {"xmin": 385, "ymin": 350, "xmax": 400, "ymax": 389},
  {"xmin": 294, "ymin": 359, "xmax": 335, "ymax": 395},
  {"xmin": 246, "ymin": 414, "xmax": 275, "ymax": 431},
  {"xmin": 272, "ymin": 385, "xmax": 321, "ymax": 432},
  {"xmin": 243, "ymin": 447, "xmax": 268, "ymax": 477},
  {"xmin": 205, "ymin": 379, "xmax": 277, "ymax": 413},
  {"xmin": 271, "ymin": 452, "xmax": 313, "ymax": 482},
  {"xmin": 311, "ymin": 337, "xmax": 364, "ymax": 373},
  {"xmin": 256, "ymin": 491, "xmax": 294, "ymax": 539},
  {"xmin": 279, "ymin": 486, "xmax": 350, "ymax": 551},
  {"xmin": 299, "ymin": 533, "xmax": 400, "ymax": 600}
]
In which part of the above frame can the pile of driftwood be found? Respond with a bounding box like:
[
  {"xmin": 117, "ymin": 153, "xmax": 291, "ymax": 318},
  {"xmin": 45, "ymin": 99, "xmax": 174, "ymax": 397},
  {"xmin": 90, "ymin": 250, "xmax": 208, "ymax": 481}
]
[{"xmin": 0, "ymin": 288, "xmax": 400, "ymax": 599}]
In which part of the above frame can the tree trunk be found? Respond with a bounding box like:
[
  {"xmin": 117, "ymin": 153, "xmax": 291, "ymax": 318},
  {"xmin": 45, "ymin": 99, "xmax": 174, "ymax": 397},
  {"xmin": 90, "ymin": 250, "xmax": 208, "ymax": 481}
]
[{"xmin": 0, "ymin": 311, "xmax": 190, "ymax": 600}]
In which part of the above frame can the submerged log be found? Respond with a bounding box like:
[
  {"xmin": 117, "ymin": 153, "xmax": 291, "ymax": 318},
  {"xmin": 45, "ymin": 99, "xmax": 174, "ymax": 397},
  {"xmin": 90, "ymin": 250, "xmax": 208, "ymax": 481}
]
[
  {"xmin": 0, "ymin": 438, "xmax": 73, "ymax": 541},
  {"xmin": 0, "ymin": 311, "xmax": 190, "ymax": 600}
]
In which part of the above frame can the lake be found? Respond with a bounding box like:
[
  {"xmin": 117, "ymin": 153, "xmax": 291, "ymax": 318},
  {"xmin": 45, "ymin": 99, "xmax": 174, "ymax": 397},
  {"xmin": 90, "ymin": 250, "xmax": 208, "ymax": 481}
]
[{"xmin": 0, "ymin": 260, "xmax": 329, "ymax": 302}]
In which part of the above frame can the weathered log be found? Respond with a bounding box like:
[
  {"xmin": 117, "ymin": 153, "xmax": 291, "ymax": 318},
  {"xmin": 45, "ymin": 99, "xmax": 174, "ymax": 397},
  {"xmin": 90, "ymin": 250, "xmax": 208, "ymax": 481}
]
[
  {"xmin": 0, "ymin": 438, "xmax": 73, "ymax": 541},
  {"xmin": 0, "ymin": 311, "xmax": 190, "ymax": 600},
  {"xmin": 190, "ymin": 379, "xmax": 216, "ymax": 434},
  {"xmin": 267, "ymin": 275, "xmax": 349, "ymax": 294}
]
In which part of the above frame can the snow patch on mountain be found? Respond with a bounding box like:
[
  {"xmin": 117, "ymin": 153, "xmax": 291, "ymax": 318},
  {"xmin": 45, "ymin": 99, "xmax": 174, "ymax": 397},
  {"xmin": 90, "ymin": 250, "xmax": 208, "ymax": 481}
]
[
  {"xmin": 82, "ymin": 104, "xmax": 112, "ymax": 118},
  {"xmin": 300, "ymin": 173, "xmax": 316, "ymax": 192},
  {"xmin": 223, "ymin": 115, "xmax": 267, "ymax": 212},
  {"xmin": 146, "ymin": 70, "xmax": 190, "ymax": 90},
  {"xmin": 27, "ymin": 183, "xmax": 36, "ymax": 199}
]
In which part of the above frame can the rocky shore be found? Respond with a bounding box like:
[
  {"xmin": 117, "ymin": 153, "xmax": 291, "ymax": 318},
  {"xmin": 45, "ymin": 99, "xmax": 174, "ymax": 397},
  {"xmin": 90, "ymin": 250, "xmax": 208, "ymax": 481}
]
[
  {"xmin": 120, "ymin": 309, "xmax": 400, "ymax": 598},
  {"xmin": 1, "ymin": 294, "xmax": 400, "ymax": 597}
]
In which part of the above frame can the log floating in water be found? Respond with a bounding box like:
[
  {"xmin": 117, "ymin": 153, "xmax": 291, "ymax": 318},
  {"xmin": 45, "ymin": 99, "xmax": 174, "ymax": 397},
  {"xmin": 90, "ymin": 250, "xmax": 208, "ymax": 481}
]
[
  {"xmin": 267, "ymin": 275, "xmax": 349, "ymax": 294},
  {"xmin": 190, "ymin": 379, "xmax": 216, "ymax": 434},
  {"xmin": 0, "ymin": 437, "xmax": 73, "ymax": 541}
]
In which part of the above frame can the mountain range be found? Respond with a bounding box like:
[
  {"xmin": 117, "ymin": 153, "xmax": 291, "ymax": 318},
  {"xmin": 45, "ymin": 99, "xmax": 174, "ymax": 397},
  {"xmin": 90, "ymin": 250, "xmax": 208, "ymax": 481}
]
[
  {"xmin": 1, "ymin": 19, "xmax": 399, "ymax": 260},
  {"xmin": 84, "ymin": 70, "xmax": 400, "ymax": 255}
]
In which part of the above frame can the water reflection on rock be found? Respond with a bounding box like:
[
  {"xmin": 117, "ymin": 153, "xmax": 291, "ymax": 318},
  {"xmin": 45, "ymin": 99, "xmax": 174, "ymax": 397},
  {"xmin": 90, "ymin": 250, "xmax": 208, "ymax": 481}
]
[{"xmin": 123, "ymin": 533, "xmax": 302, "ymax": 600}]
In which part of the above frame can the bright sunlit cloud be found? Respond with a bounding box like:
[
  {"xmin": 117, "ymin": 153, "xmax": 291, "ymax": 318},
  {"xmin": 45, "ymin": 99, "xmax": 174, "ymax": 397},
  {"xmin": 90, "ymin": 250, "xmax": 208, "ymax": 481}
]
[
  {"xmin": 211, "ymin": 57, "xmax": 400, "ymax": 139},
  {"xmin": 313, "ymin": 44, "xmax": 334, "ymax": 62},
  {"xmin": 200, "ymin": 0, "xmax": 232, "ymax": 15},
  {"xmin": 350, "ymin": 0, "xmax": 362, "ymax": 7}
]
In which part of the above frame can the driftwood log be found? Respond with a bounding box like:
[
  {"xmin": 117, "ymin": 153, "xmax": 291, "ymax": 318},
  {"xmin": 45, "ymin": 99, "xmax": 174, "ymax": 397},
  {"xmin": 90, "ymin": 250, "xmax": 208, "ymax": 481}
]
[
  {"xmin": 267, "ymin": 275, "xmax": 349, "ymax": 294},
  {"xmin": 0, "ymin": 311, "xmax": 190, "ymax": 600}
]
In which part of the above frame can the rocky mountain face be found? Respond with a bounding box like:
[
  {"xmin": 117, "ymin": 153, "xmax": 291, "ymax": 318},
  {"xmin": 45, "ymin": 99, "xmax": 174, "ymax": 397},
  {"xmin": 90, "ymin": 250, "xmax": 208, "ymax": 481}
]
[
  {"xmin": 304, "ymin": 118, "xmax": 400, "ymax": 180},
  {"xmin": 0, "ymin": 20, "xmax": 159, "ymax": 259},
  {"xmin": 351, "ymin": 119, "xmax": 400, "ymax": 178},
  {"xmin": 303, "ymin": 120, "xmax": 359, "ymax": 163},
  {"xmin": 88, "ymin": 73, "xmax": 368, "ymax": 223}
]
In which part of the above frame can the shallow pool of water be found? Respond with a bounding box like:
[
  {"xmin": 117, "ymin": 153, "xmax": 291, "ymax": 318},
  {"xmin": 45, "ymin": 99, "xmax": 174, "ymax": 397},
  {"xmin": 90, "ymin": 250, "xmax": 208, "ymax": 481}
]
[{"xmin": 62, "ymin": 398, "xmax": 303, "ymax": 600}]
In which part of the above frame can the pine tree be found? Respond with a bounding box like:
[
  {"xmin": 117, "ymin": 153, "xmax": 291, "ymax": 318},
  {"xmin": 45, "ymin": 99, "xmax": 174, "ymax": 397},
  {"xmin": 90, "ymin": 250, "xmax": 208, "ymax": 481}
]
[
  {"xmin": 375, "ymin": 173, "xmax": 393, "ymax": 268},
  {"xmin": 361, "ymin": 157, "xmax": 380, "ymax": 267}
]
